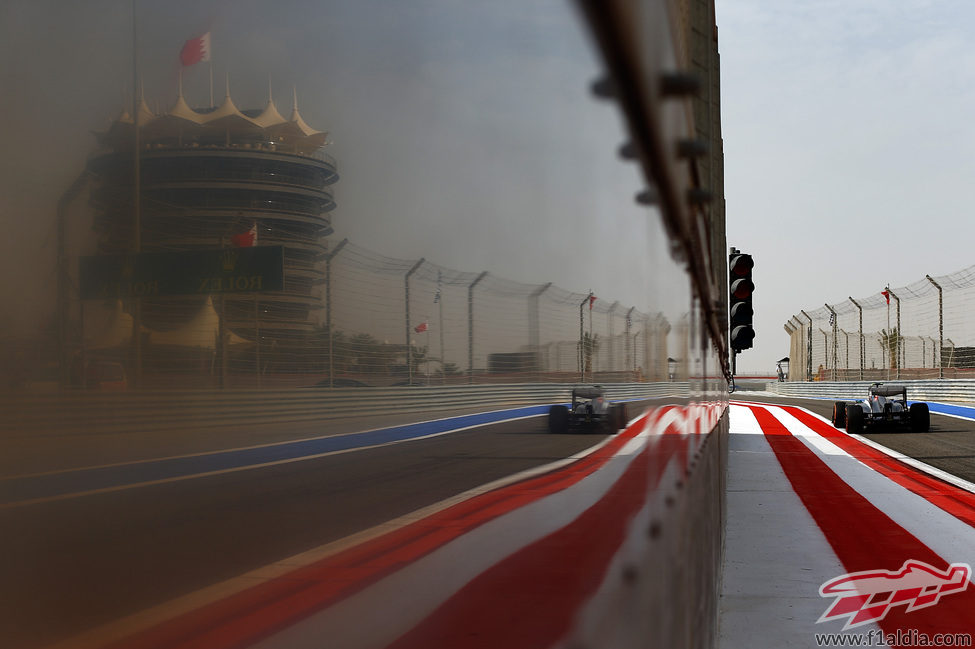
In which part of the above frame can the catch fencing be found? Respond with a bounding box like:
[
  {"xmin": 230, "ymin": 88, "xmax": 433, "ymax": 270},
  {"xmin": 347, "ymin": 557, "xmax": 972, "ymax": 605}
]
[
  {"xmin": 766, "ymin": 378, "xmax": 975, "ymax": 404},
  {"xmin": 785, "ymin": 264, "xmax": 975, "ymax": 382},
  {"xmin": 13, "ymin": 239, "xmax": 676, "ymax": 391},
  {"xmin": 0, "ymin": 382, "xmax": 680, "ymax": 436}
]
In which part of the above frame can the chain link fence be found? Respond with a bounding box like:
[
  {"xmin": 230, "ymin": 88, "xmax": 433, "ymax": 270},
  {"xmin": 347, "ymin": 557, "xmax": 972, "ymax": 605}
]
[
  {"xmin": 7, "ymin": 238, "xmax": 677, "ymax": 390},
  {"xmin": 785, "ymin": 264, "xmax": 975, "ymax": 381}
]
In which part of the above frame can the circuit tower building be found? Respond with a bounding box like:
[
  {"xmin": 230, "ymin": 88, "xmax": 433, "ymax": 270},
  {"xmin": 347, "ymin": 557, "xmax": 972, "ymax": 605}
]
[{"xmin": 87, "ymin": 85, "xmax": 338, "ymax": 366}]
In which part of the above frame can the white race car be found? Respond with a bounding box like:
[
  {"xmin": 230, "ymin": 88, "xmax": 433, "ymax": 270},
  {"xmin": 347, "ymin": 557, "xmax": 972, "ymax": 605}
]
[
  {"xmin": 831, "ymin": 383, "xmax": 929, "ymax": 433},
  {"xmin": 548, "ymin": 386, "xmax": 627, "ymax": 434}
]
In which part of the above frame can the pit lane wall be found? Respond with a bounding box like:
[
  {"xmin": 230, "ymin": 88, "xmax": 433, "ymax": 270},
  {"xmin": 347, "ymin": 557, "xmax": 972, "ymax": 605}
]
[{"xmin": 2, "ymin": 1, "xmax": 733, "ymax": 646}]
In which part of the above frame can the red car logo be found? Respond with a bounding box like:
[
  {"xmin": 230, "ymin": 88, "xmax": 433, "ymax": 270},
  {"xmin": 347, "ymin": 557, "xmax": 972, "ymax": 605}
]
[{"xmin": 818, "ymin": 560, "xmax": 970, "ymax": 629}]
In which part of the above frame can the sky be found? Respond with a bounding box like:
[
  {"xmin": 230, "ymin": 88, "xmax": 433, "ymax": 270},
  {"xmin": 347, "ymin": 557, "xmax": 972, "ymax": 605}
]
[{"xmin": 716, "ymin": 0, "xmax": 975, "ymax": 373}]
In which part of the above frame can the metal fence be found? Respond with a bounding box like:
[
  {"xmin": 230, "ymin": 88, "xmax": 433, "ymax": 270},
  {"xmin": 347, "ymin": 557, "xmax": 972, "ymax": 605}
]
[
  {"xmin": 0, "ymin": 382, "xmax": 683, "ymax": 436},
  {"xmin": 784, "ymin": 264, "xmax": 975, "ymax": 382},
  {"xmin": 766, "ymin": 379, "xmax": 975, "ymax": 404},
  {"xmin": 10, "ymin": 238, "xmax": 677, "ymax": 391}
]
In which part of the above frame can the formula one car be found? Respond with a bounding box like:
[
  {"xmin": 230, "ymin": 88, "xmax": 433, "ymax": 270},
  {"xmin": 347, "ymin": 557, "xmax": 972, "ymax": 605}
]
[
  {"xmin": 830, "ymin": 383, "xmax": 930, "ymax": 433},
  {"xmin": 548, "ymin": 385, "xmax": 627, "ymax": 434}
]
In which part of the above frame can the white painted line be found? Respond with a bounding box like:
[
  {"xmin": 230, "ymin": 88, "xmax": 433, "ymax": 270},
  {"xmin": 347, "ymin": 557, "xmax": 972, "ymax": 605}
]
[{"xmin": 793, "ymin": 407, "xmax": 975, "ymax": 495}]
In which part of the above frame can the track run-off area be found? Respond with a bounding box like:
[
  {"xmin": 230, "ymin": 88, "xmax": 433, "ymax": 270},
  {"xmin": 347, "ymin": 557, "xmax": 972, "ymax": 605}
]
[
  {"xmin": 4, "ymin": 393, "xmax": 975, "ymax": 648},
  {"xmin": 722, "ymin": 395, "xmax": 975, "ymax": 648}
]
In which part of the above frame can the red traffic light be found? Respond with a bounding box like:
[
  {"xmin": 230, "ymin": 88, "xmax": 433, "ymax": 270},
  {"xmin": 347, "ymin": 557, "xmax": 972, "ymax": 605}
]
[
  {"xmin": 731, "ymin": 278, "xmax": 754, "ymax": 300},
  {"xmin": 730, "ymin": 254, "xmax": 753, "ymax": 277}
]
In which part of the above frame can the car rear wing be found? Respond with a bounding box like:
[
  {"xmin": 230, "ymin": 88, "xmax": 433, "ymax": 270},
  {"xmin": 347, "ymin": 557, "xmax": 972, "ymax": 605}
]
[
  {"xmin": 572, "ymin": 387, "xmax": 605, "ymax": 400},
  {"xmin": 870, "ymin": 384, "xmax": 906, "ymax": 398}
]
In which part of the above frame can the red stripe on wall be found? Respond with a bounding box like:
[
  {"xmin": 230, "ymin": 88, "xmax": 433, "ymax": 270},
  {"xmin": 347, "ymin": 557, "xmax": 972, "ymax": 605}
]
[
  {"xmin": 108, "ymin": 411, "xmax": 663, "ymax": 649},
  {"xmin": 385, "ymin": 425, "xmax": 688, "ymax": 649}
]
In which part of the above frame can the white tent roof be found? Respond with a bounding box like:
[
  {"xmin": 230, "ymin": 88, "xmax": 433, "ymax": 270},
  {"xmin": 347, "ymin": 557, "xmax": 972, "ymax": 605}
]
[
  {"xmin": 95, "ymin": 84, "xmax": 331, "ymax": 155},
  {"xmin": 149, "ymin": 296, "xmax": 250, "ymax": 349}
]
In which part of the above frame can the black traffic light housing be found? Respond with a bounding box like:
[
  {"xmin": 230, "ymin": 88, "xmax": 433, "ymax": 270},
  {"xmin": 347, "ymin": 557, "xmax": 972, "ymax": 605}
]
[{"xmin": 729, "ymin": 251, "xmax": 755, "ymax": 352}]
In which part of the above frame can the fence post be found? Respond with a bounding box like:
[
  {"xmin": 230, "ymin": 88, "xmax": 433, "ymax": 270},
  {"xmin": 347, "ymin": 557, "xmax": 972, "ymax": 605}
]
[
  {"xmin": 625, "ymin": 307, "xmax": 635, "ymax": 379},
  {"xmin": 887, "ymin": 288, "xmax": 901, "ymax": 379},
  {"xmin": 468, "ymin": 271, "xmax": 488, "ymax": 383},
  {"xmin": 579, "ymin": 293, "xmax": 592, "ymax": 381},
  {"xmin": 849, "ymin": 297, "xmax": 863, "ymax": 381},
  {"xmin": 801, "ymin": 310, "xmax": 813, "ymax": 381},
  {"xmin": 607, "ymin": 301, "xmax": 619, "ymax": 373},
  {"xmin": 925, "ymin": 275, "xmax": 943, "ymax": 379},
  {"xmin": 437, "ymin": 269, "xmax": 445, "ymax": 383},
  {"xmin": 819, "ymin": 329, "xmax": 828, "ymax": 379},
  {"xmin": 405, "ymin": 258, "xmax": 425, "ymax": 385},
  {"xmin": 840, "ymin": 329, "xmax": 849, "ymax": 380},
  {"xmin": 825, "ymin": 303, "xmax": 838, "ymax": 381},
  {"xmin": 324, "ymin": 238, "xmax": 348, "ymax": 388},
  {"xmin": 528, "ymin": 282, "xmax": 552, "ymax": 380}
]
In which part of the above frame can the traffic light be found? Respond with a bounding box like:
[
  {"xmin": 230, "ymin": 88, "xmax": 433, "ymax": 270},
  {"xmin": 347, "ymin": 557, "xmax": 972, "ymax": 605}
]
[{"xmin": 729, "ymin": 252, "xmax": 755, "ymax": 351}]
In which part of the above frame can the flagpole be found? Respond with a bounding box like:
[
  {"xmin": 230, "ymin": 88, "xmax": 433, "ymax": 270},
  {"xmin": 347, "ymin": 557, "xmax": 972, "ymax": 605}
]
[{"xmin": 209, "ymin": 60, "xmax": 214, "ymax": 107}]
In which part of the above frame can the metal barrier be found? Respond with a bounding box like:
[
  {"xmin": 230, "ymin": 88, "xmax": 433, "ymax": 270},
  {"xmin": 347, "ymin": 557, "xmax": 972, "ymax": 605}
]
[
  {"xmin": 0, "ymin": 382, "xmax": 690, "ymax": 436},
  {"xmin": 767, "ymin": 379, "xmax": 975, "ymax": 403}
]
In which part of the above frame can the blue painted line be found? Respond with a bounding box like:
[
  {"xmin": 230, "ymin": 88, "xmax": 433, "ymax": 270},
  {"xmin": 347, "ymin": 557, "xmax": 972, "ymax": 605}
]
[
  {"xmin": 917, "ymin": 401, "xmax": 975, "ymax": 420},
  {"xmin": 0, "ymin": 404, "xmax": 553, "ymax": 506}
]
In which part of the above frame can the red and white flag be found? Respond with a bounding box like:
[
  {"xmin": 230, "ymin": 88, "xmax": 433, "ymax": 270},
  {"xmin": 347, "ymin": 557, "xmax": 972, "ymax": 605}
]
[
  {"xmin": 231, "ymin": 223, "xmax": 257, "ymax": 247},
  {"xmin": 180, "ymin": 32, "xmax": 211, "ymax": 66},
  {"xmin": 414, "ymin": 322, "xmax": 428, "ymax": 334},
  {"xmin": 881, "ymin": 289, "xmax": 890, "ymax": 304},
  {"xmin": 589, "ymin": 294, "xmax": 597, "ymax": 310}
]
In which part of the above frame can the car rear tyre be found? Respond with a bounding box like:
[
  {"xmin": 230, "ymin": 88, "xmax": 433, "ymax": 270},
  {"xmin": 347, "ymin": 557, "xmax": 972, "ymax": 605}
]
[
  {"xmin": 615, "ymin": 404, "xmax": 628, "ymax": 431},
  {"xmin": 910, "ymin": 403, "xmax": 930, "ymax": 432},
  {"xmin": 845, "ymin": 404, "xmax": 864, "ymax": 434},
  {"xmin": 832, "ymin": 401, "xmax": 847, "ymax": 428},
  {"xmin": 548, "ymin": 405, "xmax": 569, "ymax": 434}
]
